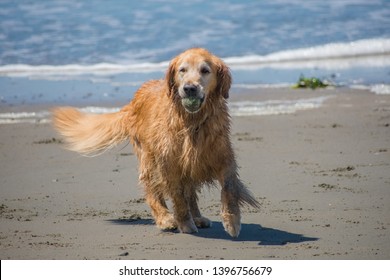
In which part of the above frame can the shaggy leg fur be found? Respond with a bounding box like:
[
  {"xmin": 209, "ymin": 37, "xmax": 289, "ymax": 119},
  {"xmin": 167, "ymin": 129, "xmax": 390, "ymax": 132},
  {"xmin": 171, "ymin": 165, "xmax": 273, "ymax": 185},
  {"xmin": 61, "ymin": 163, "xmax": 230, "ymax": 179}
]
[
  {"xmin": 145, "ymin": 191, "xmax": 177, "ymax": 230},
  {"xmin": 221, "ymin": 189, "xmax": 241, "ymax": 238},
  {"xmin": 171, "ymin": 187, "xmax": 198, "ymax": 234},
  {"xmin": 188, "ymin": 188, "xmax": 212, "ymax": 228},
  {"xmin": 220, "ymin": 173, "xmax": 260, "ymax": 238}
]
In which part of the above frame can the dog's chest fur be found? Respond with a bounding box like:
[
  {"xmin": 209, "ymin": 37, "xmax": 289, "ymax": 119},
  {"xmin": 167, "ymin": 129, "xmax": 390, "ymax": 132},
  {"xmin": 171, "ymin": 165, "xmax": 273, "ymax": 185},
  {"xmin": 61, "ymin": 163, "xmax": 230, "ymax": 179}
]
[{"xmin": 161, "ymin": 113, "xmax": 232, "ymax": 184}]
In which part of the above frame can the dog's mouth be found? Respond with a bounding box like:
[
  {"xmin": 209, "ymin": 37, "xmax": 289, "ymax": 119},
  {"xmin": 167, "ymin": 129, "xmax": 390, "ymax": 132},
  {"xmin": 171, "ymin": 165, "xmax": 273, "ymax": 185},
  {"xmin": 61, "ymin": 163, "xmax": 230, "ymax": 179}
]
[{"xmin": 181, "ymin": 96, "xmax": 204, "ymax": 113}]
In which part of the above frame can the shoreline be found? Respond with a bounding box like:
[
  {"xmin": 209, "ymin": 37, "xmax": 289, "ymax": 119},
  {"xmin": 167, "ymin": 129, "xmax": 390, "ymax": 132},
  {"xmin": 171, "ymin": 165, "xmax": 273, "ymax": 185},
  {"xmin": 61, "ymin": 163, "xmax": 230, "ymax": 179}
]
[
  {"xmin": 0, "ymin": 61, "xmax": 389, "ymax": 112},
  {"xmin": 0, "ymin": 87, "xmax": 389, "ymax": 259}
]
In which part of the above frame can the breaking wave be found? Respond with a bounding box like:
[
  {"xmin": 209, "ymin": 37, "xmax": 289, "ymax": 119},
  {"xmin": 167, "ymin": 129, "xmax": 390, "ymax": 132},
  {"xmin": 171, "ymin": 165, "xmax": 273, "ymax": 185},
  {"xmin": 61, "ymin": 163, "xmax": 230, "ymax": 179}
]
[{"xmin": 0, "ymin": 38, "xmax": 388, "ymax": 77}]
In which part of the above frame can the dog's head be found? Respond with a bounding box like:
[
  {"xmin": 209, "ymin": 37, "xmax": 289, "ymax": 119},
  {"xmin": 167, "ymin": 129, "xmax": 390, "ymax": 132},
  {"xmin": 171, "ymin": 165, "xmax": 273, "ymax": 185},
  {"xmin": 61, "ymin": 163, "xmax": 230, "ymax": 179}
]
[{"xmin": 166, "ymin": 48, "xmax": 231, "ymax": 113}]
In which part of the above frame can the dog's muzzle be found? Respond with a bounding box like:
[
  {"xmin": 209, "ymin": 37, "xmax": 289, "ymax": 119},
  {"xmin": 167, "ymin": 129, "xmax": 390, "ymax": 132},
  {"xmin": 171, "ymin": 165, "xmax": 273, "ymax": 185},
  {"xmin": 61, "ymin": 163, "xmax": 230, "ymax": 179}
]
[
  {"xmin": 181, "ymin": 96, "xmax": 204, "ymax": 113},
  {"xmin": 180, "ymin": 84, "xmax": 204, "ymax": 113}
]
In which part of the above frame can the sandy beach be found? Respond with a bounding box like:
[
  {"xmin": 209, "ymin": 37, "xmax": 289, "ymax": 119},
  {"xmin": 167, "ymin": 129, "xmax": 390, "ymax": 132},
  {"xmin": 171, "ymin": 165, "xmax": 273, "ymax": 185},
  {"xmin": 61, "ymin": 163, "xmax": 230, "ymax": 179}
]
[{"xmin": 0, "ymin": 88, "xmax": 389, "ymax": 260}]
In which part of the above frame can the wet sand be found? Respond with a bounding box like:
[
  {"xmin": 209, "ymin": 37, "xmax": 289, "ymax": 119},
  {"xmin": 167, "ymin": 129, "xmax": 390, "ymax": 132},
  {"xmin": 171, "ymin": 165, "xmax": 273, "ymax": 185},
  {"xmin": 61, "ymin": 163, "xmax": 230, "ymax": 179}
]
[{"xmin": 0, "ymin": 88, "xmax": 389, "ymax": 259}]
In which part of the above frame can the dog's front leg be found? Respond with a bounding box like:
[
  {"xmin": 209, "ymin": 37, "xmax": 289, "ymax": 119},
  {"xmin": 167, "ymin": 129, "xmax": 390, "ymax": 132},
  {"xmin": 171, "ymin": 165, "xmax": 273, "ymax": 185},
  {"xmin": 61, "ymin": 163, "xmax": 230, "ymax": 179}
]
[
  {"xmin": 171, "ymin": 187, "xmax": 198, "ymax": 234},
  {"xmin": 145, "ymin": 190, "xmax": 177, "ymax": 230},
  {"xmin": 188, "ymin": 187, "xmax": 212, "ymax": 228},
  {"xmin": 220, "ymin": 173, "xmax": 242, "ymax": 238}
]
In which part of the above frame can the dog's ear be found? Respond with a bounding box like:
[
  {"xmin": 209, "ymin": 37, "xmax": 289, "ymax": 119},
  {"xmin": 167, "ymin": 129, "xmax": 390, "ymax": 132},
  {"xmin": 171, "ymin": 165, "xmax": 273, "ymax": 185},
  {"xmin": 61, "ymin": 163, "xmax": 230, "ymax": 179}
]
[
  {"xmin": 166, "ymin": 58, "xmax": 178, "ymax": 97},
  {"xmin": 215, "ymin": 59, "xmax": 232, "ymax": 99}
]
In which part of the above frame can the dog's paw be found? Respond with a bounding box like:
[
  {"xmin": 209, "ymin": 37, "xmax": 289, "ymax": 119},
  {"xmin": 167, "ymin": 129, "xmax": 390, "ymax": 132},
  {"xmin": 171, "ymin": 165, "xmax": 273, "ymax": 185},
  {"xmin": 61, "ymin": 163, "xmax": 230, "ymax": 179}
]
[
  {"xmin": 194, "ymin": 216, "xmax": 212, "ymax": 228},
  {"xmin": 221, "ymin": 212, "xmax": 241, "ymax": 238},
  {"xmin": 178, "ymin": 219, "xmax": 198, "ymax": 234},
  {"xmin": 157, "ymin": 213, "xmax": 177, "ymax": 230}
]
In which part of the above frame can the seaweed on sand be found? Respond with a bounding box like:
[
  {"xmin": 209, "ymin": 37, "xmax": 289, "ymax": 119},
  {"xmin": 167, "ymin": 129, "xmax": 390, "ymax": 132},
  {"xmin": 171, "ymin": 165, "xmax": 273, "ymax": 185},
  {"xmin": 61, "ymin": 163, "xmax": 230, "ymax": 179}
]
[{"xmin": 293, "ymin": 75, "xmax": 330, "ymax": 89}]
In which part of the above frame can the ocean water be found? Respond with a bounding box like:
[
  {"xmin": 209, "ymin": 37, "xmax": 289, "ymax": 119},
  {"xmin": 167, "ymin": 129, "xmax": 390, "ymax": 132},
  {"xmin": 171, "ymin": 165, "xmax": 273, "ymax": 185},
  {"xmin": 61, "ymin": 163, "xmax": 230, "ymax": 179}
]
[{"xmin": 0, "ymin": 0, "xmax": 389, "ymax": 122}]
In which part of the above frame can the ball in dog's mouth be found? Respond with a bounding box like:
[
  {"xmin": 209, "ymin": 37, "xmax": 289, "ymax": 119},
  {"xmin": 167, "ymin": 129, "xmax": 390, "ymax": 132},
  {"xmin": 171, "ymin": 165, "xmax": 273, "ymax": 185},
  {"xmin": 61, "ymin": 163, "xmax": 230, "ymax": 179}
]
[{"xmin": 181, "ymin": 96, "xmax": 204, "ymax": 113}]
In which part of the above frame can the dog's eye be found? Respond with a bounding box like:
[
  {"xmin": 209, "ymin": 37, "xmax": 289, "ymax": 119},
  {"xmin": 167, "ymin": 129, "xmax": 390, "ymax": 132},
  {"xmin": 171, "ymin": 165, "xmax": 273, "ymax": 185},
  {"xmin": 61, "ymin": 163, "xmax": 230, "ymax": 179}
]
[
  {"xmin": 179, "ymin": 67, "xmax": 187, "ymax": 73},
  {"xmin": 200, "ymin": 67, "xmax": 210, "ymax": 74}
]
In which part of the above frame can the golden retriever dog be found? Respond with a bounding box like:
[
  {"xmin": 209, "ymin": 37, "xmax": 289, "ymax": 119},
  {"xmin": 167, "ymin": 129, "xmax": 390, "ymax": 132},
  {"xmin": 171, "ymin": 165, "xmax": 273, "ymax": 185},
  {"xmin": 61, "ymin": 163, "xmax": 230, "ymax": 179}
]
[{"xmin": 53, "ymin": 48, "xmax": 259, "ymax": 237}]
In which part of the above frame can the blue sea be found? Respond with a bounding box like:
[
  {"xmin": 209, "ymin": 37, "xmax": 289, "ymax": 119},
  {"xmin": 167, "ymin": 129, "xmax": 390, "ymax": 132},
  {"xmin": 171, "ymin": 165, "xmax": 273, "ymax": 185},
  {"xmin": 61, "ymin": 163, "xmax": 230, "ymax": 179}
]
[{"xmin": 0, "ymin": 0, "xmax": 389, "ymax": 123}]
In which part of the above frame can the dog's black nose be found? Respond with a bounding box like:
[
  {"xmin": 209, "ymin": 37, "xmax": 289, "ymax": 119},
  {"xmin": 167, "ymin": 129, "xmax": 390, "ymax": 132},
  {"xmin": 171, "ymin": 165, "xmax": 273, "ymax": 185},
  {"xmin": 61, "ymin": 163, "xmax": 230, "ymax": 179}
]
[{"xmin": 183, "ymin": 84, "xmax": 198, "ymax": 96}]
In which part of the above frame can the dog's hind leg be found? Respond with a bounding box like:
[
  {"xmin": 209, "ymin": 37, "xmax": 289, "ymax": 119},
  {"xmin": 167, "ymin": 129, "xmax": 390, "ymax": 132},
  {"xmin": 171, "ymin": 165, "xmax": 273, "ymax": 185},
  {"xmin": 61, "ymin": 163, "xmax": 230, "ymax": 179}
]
[
  {"xmin": 219, "ymin": 172, "xmax": 260, "ymax": 238},
  {"xmin": 220, "ymin": 178, "xmax": 241, "ymax": 238}
]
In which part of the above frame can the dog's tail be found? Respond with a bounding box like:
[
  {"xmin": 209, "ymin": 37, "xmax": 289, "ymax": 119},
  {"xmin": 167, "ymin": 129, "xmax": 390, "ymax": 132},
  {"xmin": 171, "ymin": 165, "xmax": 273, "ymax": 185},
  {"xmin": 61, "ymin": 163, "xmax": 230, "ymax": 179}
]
[
  {"xmin": 52, "ymin": 107, "xmax": 129, "ymax": 156},
  {"xmin": 237, "ymin": 180, "xmax": 261, "ymax": 209}
]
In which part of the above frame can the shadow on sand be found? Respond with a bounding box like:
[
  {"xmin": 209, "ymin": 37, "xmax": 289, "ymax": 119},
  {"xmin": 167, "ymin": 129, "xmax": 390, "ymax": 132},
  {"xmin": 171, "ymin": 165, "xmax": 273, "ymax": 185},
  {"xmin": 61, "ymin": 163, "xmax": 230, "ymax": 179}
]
[{"xmin": 108, "ymin": 218, "xmax": 318, "ymax": 245}]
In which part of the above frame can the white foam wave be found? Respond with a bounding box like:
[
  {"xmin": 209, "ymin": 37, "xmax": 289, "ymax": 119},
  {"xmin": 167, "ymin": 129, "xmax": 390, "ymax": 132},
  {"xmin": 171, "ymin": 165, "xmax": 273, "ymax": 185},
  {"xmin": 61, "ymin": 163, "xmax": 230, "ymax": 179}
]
[
  {"xmin": 0, "ymin": 111, "xmax": 51, "ymax": 124},
  {"xmin": 370, "ymin": 84, "xmax": 390, "ymax": 95},
  {"xmin": 350, "ymin": 84, "xmax": 390, "ymax": 95},
  {"xmin": 229, "ymin": 96, "xmax": 330, "ymax": 117},
  {"xmin": 232, "ymin": 83, "xmax": 293, "ymax": 89},
  {"xmin": 0, "ymin": 38, "xmax": 388, "ymax": 77},
  {"xmin": 0, "ymin": 62, "xmax": 169, "ymax": 77},
  {"xmin": 225, "ymin": 38, "xmax": 390, "ymax": 68},
  {"xmin": 0, "ymin": 107, "xmax": 122, "ymax": 124}
]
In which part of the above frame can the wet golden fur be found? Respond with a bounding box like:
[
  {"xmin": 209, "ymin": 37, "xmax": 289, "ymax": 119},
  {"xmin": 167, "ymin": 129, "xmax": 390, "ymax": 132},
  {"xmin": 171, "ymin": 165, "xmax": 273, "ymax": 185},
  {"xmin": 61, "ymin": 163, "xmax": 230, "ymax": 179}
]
[{"xmin": 53, "ymin": 48, "xmax": 259, "ymax": 237}]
